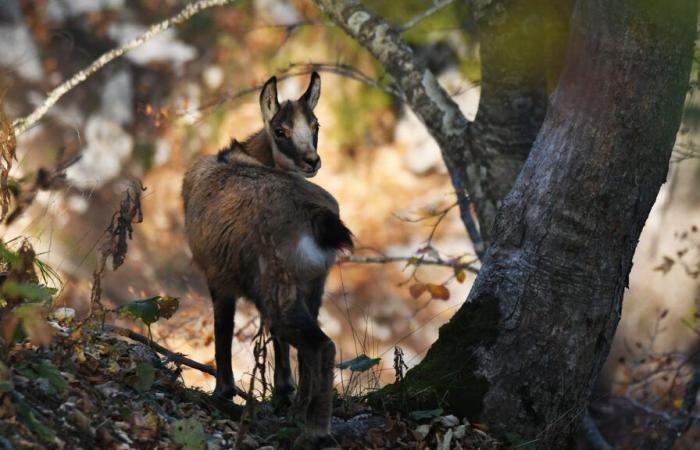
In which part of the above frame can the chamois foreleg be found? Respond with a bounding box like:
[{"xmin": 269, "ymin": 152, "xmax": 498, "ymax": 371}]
[{"xmin": 211, "ymin": 288, "xmax": 237, "ymax": 399}]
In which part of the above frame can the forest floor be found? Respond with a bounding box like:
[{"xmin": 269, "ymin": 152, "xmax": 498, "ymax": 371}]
[{"xmin": 0, "ymin": 322, "xmax": 502, "ymax": 450}]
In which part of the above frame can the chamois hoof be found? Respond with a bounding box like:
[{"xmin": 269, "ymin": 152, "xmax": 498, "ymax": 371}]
[
  {"xmin": 293, "ymin": 433, "xmax": 337, "ymax": 450},
  {"xmin": 213, "ymin": 385, "xmax": 237, "ymax": 400},
  {"xmin": 272, "ymin": 387, "xmax": 296, "ymax": 413}
]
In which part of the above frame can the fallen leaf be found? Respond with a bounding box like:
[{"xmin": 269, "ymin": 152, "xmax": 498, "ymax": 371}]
[{"xmin": 171, "ymin": 417, "xmax": 206, "ymax": 450}]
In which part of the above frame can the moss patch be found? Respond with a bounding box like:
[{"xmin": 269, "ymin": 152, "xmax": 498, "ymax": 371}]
[{"xmin": 372, "ymin": 294, "xmax": 501, "ymax": 420}]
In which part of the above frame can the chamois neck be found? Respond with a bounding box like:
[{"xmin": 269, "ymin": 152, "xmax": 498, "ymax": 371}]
[
  {"xmin": 221, "ymin": 129, "xmax": 274, "ymax": 167},
  {"xmin": 240, "ymin": 130, "xmax": 274, "ymax": 166}
]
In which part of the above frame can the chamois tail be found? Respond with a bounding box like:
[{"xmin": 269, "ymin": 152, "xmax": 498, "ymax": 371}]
[{"xmin": 311, "ymin": 208, "xmax": 353, "ymax": 251}]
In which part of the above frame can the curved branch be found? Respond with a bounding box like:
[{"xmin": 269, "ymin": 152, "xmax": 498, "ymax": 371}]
[{"xmin": 105, "ymin": 324, "xmax": 256, "ymax": 404}]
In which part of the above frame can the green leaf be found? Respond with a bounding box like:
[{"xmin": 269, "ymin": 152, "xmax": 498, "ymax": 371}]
[
  {"xmin": 336, "ymin": 354, "xmax": 381, "ymax": 372},
  {"xmin": 409, "ymin": 408, "xmax": 444, "ymax": 421},
  {"xmin": 0, "ymin": 380, "xmax": 13, "ymax": 393},
  {"xmin": 133, "ymin": 362, "xmax": 155, "ymax": 393},
  {"xmin": 171, "ymin": 417, "xmax": 207, "ymax": 450},
  {"xmin": 35, "ymin": 360, "xmax": 67, "ymax": 395},
  {"xmin": 119, "ymin": 297, "xmax": 160, "ymax": 325},
  {"xmin": 0, "ymin": 242, "xmax": 21, "ymax": 266},
  {"xmin": 2, "ymin": 281, "xmax": 56, "ymax": 303}
]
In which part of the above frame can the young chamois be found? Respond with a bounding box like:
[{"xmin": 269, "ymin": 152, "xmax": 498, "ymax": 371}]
[{"xmin": 182, "ymin": 73, "xmax": 352, "ymax": 443}]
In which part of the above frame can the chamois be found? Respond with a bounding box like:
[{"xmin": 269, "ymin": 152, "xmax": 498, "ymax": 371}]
[{"xmin": 182, "ymin": 73, "xmax": 352, "ymax": 444}]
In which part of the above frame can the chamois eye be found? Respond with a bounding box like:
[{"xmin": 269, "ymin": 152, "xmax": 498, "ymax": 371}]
[{"xmin": 274, "ymin": 128, "xmax": 286, "ymax": 138}]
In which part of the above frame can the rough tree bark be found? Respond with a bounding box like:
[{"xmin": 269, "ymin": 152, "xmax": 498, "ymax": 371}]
[
  {"xmin": 313, "ymin": 0, "xmax": 570, "ymax": 247},
  {"xmin": 385, "ymin": 0, "xmax": 698, "ymax": 448}
]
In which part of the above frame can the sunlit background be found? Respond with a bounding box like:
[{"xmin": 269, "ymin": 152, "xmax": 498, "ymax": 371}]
[{"xmin": 1, "ymin": 0, "xmax": 699, "ymax": 439}]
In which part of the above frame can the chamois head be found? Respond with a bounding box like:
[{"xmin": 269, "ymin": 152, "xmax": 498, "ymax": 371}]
[{"xmin": 260, "ymin": 72, "xmax": 321, "ymax": 177}]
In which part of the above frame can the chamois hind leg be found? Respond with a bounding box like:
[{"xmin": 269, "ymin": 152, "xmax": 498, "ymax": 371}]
[
  {"xmin": 301, "ymin": 279, "xmax": 335, "ymax": 435},
  {"xmin": 211, "ymin": 287, "xmax": 237, "ymax": 399},
  {"xmin": 277, "ymin": 301, "xmax": 336, "ymax": 439},
  {"xmin": 272, "ymin": 337, "xmax": 295, "ymax": 411}
]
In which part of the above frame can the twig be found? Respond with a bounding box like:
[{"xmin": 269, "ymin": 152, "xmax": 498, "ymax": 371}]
[
  {"xmin": 339, "ymin": 254, "xmax": 479, "ymax": 273},
  {"xmin": 11, "ymin": 0, "xmax": 236, "ymax": 136},
  {"xmin": 105, "ymin": 324, "xmax": 256, "ymax": 404},
  {"xmin": 191, "ymin": 61, "xmax": 402, "ymax": 119},
  {"xmin": 280, "ymin": 62, "xmax": 403, "ymax": 99},
  {"xmin": 396, "ymin": 0, "xmax": 454, "ymax": 33},
  {"xmin": 661, "ymin": 368, "xmax": 700, "ymax": 450},
  {"xmin": 581, "ymin": 409, "xmax": 613, "ymax": 450}
]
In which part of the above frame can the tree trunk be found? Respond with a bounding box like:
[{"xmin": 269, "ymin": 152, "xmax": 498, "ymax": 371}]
[
  {"xmin": 465, "ymin": 0, "xmax": 572, "ymax": 239},
  {"xmin": 392, "ymin": 0, "xmax": 698, "ymax": 447},
  {"xmin": 312, "ymin": 0, "xmax": 570, "ymax": 247}
]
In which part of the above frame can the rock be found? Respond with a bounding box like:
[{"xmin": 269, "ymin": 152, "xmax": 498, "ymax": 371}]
[
  {"xmin": 107, "ymin": 24, "xmax": 196, "ymax": 69},
  {"xmin": 46, "ymin": 0, "xmax": 124, "ymax": 21},
  {"xmin": 65, "ymin": 114, "xmax": 133, "ymax": 189},
  {"xmin": 436, "ymin": 428, "xmax": 453, "ymax": 450},
  {"xmin": 101, "ymin": 70, "xmax": 134, "ymax": 125},
  {"xmin": 254, "ymin": 0, "xmax": 301, "ymax": 25},
  {"xmin": 437, "ymin": 414, "xmax": 460, "ymax": 428},
  {"xmin": 203, "ymin": 65, "xmax": 224, "ymax": 90},
  {"xmin": 0, "ymin": 24, "xmax": 43, "ymax": 82},
  {"xmin": 414, "ymin": 424, "xmax": 431, "ymax": 439},
  {"xmin": 52, "ymin": 307, "xmax": 76, "ymax": 324}
]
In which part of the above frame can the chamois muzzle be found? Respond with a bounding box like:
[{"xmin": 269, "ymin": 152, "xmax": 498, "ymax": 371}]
[{"xmin": 302, "ymin": 154, "xmax": 321, "ymax": 177}]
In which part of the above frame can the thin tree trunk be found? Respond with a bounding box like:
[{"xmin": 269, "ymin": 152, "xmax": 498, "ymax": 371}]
[{"xmin": 390, "ymin": 0, "xmax": 698, "ymax": 447}]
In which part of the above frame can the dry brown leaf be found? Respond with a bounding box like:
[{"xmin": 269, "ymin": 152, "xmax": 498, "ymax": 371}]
[
  {"xmin": 454, "ymin": 268, "xmax": 466, "ymax": 283},
  {"xmin": 409, "ymin": 283, "xmax": 427, "ymax": 299},
  {"xmin": 427, "ymin": 283, "xmax": 450, "ymax": 300},
  {"xmin": 654, "ymin": 256, "xmax": 675, "ymax": 274}
]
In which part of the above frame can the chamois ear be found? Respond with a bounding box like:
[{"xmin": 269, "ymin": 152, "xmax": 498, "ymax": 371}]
[
  {"xmin": 260, "ymin": 76, "xmax": 280, "ymax": 123},
  {"xmin": 300, "ymin": 72, "xmax": 321, "ymax": 110}
]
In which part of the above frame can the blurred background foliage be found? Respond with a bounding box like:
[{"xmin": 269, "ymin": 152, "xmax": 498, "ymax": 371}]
[{"xmin": 0, "ymin": 2, "xmax": 699, "ymax": 447}]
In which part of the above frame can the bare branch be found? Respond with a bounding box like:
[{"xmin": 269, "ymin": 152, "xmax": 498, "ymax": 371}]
[
  {"xmin": 192, "ymin": 61, "xmax": 401, "ymax": 119},
  {"xmin": 105, "ymin": 324, "xmax": 256, "ymax": 404},
  {"xmin": 339, "ymin": 254, "xmax": 479, "ymax": 273},
  {"xmin": 280, "ymin": 62, "xmax": 403, "ymax": 99},
  {"xmin": 397, "ymin": 0, "xmax": 454, "ymax": 33},
  {"xmin": 580, "ymin": 410, "xmax": 613, "ymax": 450},
  {"xmin": 11, "ymin": 0, "xmax": 236, "ymax": 136}
]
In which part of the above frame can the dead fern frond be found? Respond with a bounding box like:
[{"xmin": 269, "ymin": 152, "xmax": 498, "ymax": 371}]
[{"xmin": 89, "ymin": 181, "xmax": 146, "ymax": 316}]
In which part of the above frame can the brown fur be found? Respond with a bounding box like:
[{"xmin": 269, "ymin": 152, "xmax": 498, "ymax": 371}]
[{"xmin": 182, "ymin": 73, "xmax": 350, "ymax": 443}]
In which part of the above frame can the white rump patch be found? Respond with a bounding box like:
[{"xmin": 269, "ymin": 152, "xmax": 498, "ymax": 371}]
[{"xmin": 297, "ymin": 234, "xmax": 335, "ymax": 268}]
